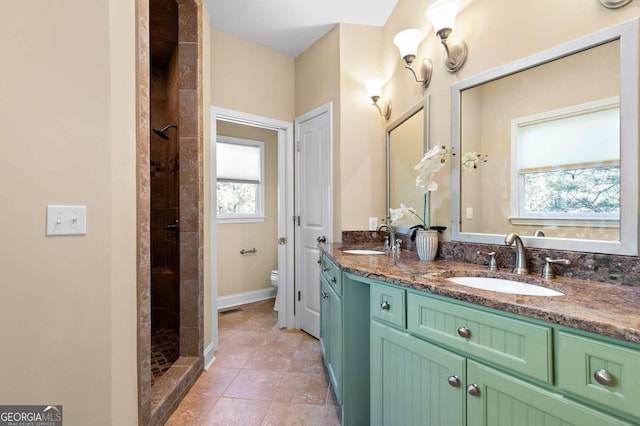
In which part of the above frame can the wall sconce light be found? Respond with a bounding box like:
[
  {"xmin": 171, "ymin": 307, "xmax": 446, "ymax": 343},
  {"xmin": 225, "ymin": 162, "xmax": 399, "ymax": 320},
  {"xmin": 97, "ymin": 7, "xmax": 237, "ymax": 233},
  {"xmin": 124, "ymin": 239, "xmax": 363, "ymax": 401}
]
[
  {"xmin": 365, "ymin": 78, "xmax": 392, "ymax": 120},
  {"xmin": 426, "ymin": 0, "xmax": 468, "ymax": 73},
  {"xmin": 392, "ymin": 29, "xmax": 433, "ymax": 88},
  {"xmin": 599, "ymin": 0, "xmax": 632, "ymax": 8}
]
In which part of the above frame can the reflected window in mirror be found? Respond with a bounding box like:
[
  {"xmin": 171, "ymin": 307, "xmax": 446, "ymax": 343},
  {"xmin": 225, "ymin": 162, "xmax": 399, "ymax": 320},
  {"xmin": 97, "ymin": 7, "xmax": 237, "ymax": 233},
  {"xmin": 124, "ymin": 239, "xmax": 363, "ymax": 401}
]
[{"xmin": 511, "ymin": 98, "xmax": 620, "ymax": 227}]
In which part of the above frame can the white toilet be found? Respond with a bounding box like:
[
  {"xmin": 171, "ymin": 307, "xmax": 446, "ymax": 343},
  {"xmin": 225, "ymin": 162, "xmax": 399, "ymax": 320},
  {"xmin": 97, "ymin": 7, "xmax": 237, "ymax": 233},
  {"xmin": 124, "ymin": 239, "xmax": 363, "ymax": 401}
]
[{"xmin": 270, "ymin": 269, "xmax": 280, "ymax": 311}]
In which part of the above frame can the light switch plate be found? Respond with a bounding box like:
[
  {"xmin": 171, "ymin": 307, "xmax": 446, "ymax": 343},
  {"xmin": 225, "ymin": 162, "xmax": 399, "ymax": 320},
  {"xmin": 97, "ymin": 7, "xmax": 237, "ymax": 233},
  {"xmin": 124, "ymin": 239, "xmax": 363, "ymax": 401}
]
[{"xmin": 47, "ymin": 205, "xmax": 87, "ymax": 235}]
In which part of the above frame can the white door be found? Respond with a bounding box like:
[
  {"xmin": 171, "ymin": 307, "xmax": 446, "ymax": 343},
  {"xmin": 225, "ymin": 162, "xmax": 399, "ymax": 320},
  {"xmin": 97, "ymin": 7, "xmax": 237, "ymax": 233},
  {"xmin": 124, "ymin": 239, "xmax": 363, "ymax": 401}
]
[{"xmin": 295, "ymin": 103, "xmax": 332, "ymax": 338}]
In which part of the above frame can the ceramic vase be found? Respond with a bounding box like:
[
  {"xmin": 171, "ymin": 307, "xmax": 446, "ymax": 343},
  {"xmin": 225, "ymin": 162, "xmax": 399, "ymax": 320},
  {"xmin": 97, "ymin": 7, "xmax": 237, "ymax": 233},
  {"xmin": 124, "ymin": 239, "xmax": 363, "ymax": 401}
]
[{"xmin": 416, "ymin": 229, "xmax": 438, "ymax": 261}]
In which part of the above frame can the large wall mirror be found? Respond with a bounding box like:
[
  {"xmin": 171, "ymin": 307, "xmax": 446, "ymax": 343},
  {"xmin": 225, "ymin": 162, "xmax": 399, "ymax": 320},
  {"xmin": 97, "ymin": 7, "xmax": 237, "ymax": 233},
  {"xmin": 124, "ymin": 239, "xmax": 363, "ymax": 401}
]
[
  {"xmin": 451, "ymin": 20, "xmax": 639, "ymax": 255},
  {"xmin": 387, "ymin": 97, "xmax": 429, "ymax": 229}
]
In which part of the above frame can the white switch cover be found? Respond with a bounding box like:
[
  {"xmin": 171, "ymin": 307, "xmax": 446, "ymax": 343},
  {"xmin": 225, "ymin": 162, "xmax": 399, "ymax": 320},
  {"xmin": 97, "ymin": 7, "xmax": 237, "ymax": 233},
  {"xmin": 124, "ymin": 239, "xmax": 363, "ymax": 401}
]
[
  {"xmin": 47, "ymin": 205, "xmax": 87, "ymax": 235},
  {"xmin": 368, "ymin": 217, "xmax": 378, "ymax": 231},
  {"xmin": 466, "ymin": 207, "xmax": 474, "ymax": 219}
]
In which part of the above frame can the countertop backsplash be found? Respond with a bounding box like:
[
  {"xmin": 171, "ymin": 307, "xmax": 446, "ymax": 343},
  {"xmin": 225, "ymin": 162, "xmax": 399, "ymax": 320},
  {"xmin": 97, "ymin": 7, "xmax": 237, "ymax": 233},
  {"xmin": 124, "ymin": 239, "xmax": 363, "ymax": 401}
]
[{"xmin": 342, "ymin": 230, "xmax": 640, "ymax": 287}]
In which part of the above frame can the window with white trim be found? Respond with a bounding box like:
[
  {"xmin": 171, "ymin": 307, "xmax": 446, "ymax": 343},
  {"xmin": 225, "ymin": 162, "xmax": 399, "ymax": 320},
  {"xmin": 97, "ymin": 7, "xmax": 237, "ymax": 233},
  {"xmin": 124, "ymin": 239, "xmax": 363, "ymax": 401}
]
[
  {"xmin": 510, "ymin": 98, "xmax": 620, "ymax": 227},
  {"xmin": 216, "ymin": 136, "xmax": 265, "ymax": 223}
]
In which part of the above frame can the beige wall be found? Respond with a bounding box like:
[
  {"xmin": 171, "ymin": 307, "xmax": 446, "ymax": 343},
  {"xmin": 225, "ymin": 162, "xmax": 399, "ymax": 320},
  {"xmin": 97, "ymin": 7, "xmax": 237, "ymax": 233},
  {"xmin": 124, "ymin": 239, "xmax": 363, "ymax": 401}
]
[
  {"xmin": 338, "ymin": 24, "xmax": 388, "ymax": 232},
  {"xmin": 210, "ymin": 29, "xmax": 295, "ymax": 121},
  {"xmin": 0, "ymin": 0, "xmax": 137, "ymax": 424},
  {"xmin": 380, "ymin": 0, "xmax": 640, "ymax": 239},
  {"xmin": 216, "ymin": 122, "xmax": 279, "ymax": 297}
]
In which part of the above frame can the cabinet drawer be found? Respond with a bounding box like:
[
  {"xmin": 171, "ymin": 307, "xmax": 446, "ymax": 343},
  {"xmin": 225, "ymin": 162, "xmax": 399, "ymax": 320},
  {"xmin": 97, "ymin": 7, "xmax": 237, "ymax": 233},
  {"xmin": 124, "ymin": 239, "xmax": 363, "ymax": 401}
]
[
  {"xmin": 319, "ymin": 254, "xmax": 342, "ymax": 296},
  {"xmin": 407, "ymin": 292, "xmax": 553, "ymax": 383},
  {"xmin": 557, "ymin": 331, "xmax": 640, "ymax": 419},
  {"xmin": 370, "ymin": 283, "xmax": 406, "ymax": 328}
]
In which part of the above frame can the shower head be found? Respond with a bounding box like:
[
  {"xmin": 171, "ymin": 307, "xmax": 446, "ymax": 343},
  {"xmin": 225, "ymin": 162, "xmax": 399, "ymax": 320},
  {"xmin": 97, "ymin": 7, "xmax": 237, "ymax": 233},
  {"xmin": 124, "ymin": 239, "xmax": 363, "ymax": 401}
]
[{"xmin": 152, "ymin": 124, "xmax": 177, "ymax": 140}]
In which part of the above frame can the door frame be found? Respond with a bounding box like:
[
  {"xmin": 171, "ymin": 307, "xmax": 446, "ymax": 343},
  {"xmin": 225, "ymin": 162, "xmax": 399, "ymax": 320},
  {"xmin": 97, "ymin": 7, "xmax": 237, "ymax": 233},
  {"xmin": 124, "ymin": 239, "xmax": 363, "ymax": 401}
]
[
  {"xmin": 208, "ymin": 107, "xmax": 295, "ymax": 362},
  {"xmin": 294, "ymin": 102, "xmax": 333, "ymax": 332}
]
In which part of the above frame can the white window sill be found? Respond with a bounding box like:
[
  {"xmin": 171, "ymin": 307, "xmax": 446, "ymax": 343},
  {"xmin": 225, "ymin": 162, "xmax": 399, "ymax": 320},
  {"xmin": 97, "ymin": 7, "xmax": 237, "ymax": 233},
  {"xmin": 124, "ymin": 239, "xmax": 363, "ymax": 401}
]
[
  {"xmin": 509, "ymin": 217, "xmax": 619, "ymax": 228},
  {"xmin": 217, "ymin": 216, "xmax": 266, "ymax": 224}
]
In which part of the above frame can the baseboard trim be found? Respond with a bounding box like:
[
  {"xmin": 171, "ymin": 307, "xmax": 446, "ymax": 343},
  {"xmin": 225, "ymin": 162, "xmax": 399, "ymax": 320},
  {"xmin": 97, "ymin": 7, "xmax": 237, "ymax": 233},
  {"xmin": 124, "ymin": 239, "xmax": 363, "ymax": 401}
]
[
  {"xmin": 217, "ymin": 287, "xmax": 276, "ymax": 310},
  {"xmin": 204, "ymin": 343, "xmax": 216, "ymax": 370}
]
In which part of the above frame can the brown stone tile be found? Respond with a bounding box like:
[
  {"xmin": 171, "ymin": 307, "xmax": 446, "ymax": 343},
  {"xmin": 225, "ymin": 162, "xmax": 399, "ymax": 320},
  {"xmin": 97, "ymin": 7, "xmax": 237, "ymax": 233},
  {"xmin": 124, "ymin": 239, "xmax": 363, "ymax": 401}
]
[
  {"xmin": 179, "ymin": 89, "xmax": 198, "ymax": 137},
  {"xmin": 224, "ymin": 369, "xmax": 285, "ymax": 400},
  {"xmin": 288, "ymin": 348, "xmax": 325, "ymax": 374},
  {"xmin": 212, "ymin": 343, "xmax": 255, "ymax": 369},
  {"xmin": 203, "ymin": 397, "xmax": 269, "ymax": 426},
  {"xmin": 180, "ymin": 279, "xmax": 199, "ymax": 327},
  {"xmin": 179, "ymin": 231, "xmax": 199, "ymax": 280},
  {"xmin": 179, "ymin": 184, "xmax": 199, "ymax": 231},
  {"xmin": 180, "ymin": 326, "xmax": 199, "ymax": 356},
  {"xmin": 179, "ymin": 42, "xmax": 198, "ymax": 90},
  {"xmin": 191, "ymin": 366, "xmax": 240, "ymax": 396},
  {"xmin": 261, "ymin": 402, "xmax": 326, "ymax": 426},
  {"xmin": 325, "ymin": 385, "xmax": 339, "ymax": 407},
  {"xmin": 273, "ymin": 372, "xmax": 329, "ymax": 406},
  {"xmin": 180, "ymin": 136, "xmax": 198, "ymax": 161},
  {"xmin": 165, "ymin": 393, "xmax": 218, "ymax": 426},
  {"xmin": 243, "ymin": 345, "xmax": 295, "ymax": 371},
  {"xmin": 322, "ymin": 405, "xmax": 342, "ymax": 426},
  {"xmin": 178, "ymin": 3, "xmax": 199, "ymax": 43}
]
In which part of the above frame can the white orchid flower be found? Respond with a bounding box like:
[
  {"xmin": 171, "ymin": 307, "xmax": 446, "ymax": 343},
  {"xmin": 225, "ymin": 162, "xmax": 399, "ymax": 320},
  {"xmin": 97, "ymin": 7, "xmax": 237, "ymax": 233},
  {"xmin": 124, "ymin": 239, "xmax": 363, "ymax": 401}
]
[{"xmin": 462, "ymin": 151, "xmax": 487, "ymax": 171}]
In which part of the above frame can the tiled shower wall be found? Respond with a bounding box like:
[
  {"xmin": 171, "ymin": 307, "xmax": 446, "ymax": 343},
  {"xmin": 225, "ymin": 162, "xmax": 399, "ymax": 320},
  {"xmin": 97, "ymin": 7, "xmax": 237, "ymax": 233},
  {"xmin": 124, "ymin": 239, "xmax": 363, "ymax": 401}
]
[{"xmin": 151, "ymin": 48, "xmax": 180, "ymax": 330}]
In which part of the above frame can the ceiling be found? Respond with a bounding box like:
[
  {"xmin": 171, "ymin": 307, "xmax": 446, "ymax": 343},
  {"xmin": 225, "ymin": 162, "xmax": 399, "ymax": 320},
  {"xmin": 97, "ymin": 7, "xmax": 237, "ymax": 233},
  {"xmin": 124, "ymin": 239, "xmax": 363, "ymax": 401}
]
[{"xmin": 202, "ymin": 0, "xmax": 399, "ymax": 58}]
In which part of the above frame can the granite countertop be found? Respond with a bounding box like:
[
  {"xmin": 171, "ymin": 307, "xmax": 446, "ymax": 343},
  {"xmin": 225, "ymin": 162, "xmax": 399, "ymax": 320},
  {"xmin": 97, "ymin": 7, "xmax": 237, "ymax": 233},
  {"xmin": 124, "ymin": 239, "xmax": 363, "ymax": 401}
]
[{"xmin": 320, "ymin": 242, "xmax": 640, "ymax": 345}]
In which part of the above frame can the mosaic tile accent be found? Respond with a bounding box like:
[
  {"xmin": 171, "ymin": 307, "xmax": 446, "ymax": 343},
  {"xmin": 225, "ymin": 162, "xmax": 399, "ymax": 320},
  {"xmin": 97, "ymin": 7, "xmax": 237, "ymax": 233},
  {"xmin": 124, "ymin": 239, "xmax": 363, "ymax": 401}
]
[
  {"xmin": 150, "ymin": 157, "xmax": 179, "ymax": 177},
  {"xmin": 151, "ymin": 328, "xmax": 180, "ymax": 385}
]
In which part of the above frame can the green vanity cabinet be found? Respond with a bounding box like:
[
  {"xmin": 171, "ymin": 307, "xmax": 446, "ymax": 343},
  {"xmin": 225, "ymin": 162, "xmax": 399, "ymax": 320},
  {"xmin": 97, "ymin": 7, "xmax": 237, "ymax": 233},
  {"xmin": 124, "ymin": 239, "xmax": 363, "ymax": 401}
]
[
  {"xmin": 319, "ymin": 257, "xmax": 371, "ymax": 425},
  {"xmin": 371, "ymin": 318, "xmax": 466, "ymax": 426},
  {"xmin": 320, "ymin": 252, "xmax": 639, "ymax": 425},
  {"xmin": 368, "ymin": 282, "xmax": 637, "ymax": 426},
  {"xmin": 466, "ymin": 360, "xmax": 628, "ymax": 426},
  {"xmin": 320, "ymin": 274, "xmax": 343, "ymax": 403}
]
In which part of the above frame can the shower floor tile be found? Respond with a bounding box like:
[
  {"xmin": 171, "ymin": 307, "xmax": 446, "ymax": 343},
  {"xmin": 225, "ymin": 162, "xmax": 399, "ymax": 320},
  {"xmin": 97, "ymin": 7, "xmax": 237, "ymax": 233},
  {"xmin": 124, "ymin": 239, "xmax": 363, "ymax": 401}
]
[{"xmin": 151, "ymin": 327, "xmax": 180, "ymax": 385}]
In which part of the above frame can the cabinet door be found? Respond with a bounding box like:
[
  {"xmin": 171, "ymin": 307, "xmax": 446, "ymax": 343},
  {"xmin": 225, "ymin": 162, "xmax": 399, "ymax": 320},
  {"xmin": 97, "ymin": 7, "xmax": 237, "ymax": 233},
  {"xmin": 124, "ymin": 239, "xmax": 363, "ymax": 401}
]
[
  {"xmin": 466, "ymin": 360, "xmax": 632, "ymax": 426},
  {"xmin": 371, "ymin": 319, "xmax": 465, "ymax": 426},
  {"xmin": 320, "ymin": 276, "xmax": 330, "ymax": 359},
  {"xmin": 321, "ymin": 276, "xmax": 342, "ymax": 404}
]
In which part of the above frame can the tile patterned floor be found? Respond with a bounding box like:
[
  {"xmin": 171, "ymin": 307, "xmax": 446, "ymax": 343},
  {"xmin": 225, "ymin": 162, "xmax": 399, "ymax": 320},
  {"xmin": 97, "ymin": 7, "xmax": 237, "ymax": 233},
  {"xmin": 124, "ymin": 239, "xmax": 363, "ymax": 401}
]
[
  {"xmin": 166, "ymin": 299, "xmax": 341, "ymax": 425},
  {"xmin": 151, "ymin": 327, "xmax": 180, "ymax": 385}
]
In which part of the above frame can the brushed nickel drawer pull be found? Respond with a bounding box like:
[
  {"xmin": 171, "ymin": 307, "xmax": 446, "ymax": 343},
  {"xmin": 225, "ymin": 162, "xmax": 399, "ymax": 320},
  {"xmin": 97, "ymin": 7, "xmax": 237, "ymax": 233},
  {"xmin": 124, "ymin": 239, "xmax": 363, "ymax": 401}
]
[
  {"xmin": 330, "ymin": 277, "xmax": 336, "ymax": 283},
  {"xmin": 466, "ymin": 384, "xmax": 480, "ymax": 396},
  {"xmin": 594, "ymin": 369, "xmax": 614, "ymax": 386},
  {"xmin": 380, "ymin": 301, "xmax": 391, "ymax": 310},
  {"xmin": 447, "ymin": 375, "xmax": 460, "ymax": 387},
  {"xmin": 457, "ymin": 326, "xmax": 471, "ymax": 338}
]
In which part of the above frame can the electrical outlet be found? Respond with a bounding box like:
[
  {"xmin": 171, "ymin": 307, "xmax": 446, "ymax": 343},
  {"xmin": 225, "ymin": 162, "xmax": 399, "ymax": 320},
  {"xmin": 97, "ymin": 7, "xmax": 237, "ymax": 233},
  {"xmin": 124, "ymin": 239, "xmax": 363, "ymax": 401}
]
[
  {"xmin": 466, "ymin": 207, "xmax": 474, "ymax": 219},
  {"xmin": 369, "ymin": 217, "xmax": 378, "ymax": 230}
]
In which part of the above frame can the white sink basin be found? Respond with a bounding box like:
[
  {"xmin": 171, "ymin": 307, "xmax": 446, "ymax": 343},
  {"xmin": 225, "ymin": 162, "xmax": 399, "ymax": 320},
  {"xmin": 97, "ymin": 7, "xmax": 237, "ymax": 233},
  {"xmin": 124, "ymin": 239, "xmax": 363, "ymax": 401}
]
[
  {"xmin": 447, "ymin": 276, "xmax": 564, "ymax": 296},
  {"xmin": 342, "ymin": 249, "xmax": 386, "ymax": 255}
]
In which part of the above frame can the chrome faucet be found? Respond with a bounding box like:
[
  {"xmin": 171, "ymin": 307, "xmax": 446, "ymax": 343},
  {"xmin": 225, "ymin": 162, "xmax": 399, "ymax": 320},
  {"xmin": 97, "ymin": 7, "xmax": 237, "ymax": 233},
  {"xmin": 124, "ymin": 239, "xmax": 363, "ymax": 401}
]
[
  {"xmin": 504, "ymin": 232, "xmax": 529, "ymax": 275},
  {"xmin": 376, "ymin": 224, "xmax": 396, "ymax": 253}
]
